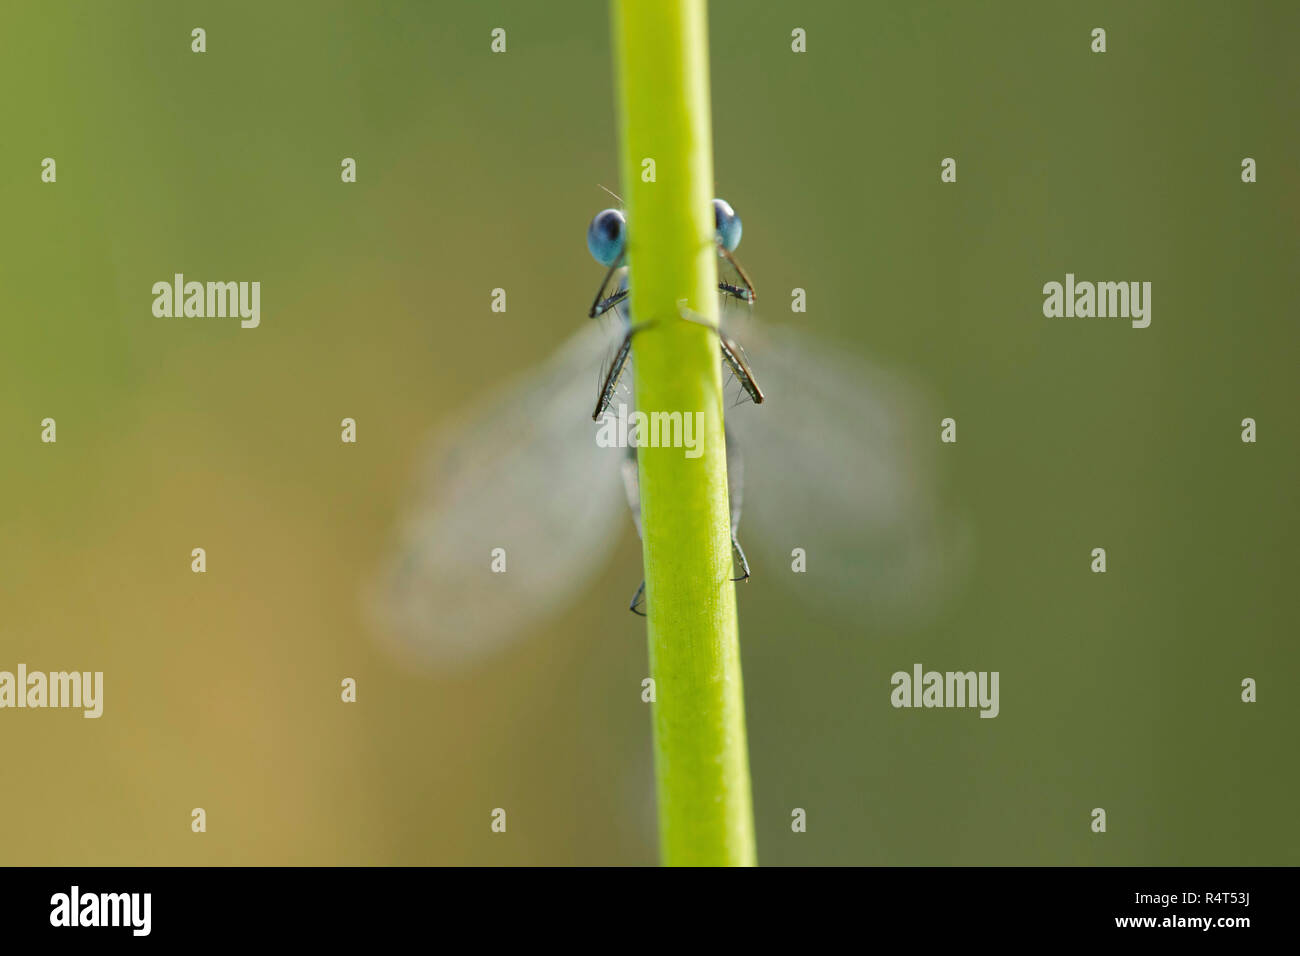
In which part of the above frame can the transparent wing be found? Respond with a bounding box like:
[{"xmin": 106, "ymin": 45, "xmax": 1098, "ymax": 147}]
[
  {"xmin": 723, "ymin": 321, "xmax": 970, "ymax": 625},
  {"xmin": 367, "ymin": 319, "xmax": 631, "ymax": 671}
]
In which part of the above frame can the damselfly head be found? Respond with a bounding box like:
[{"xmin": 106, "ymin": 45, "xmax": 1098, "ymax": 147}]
[
  {"xmin": 586, "ymin": 208, "xmax": 626, "ymax": 267},
  {"xmin": 590, "ymin": 199, "xmax": 740, "ymax": 266},
  {"xmin": 713, "ymin": 197, "xmax": 742, "ymax": 252}
]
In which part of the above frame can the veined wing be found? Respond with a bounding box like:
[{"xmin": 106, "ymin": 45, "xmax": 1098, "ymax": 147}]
[
  {"xmin": 725, "ymin": 322, "xmax": 970, "ymax": 625},
  {"xmin": 368, "ymin": 319, "xmax": 631, "ymax": 670}
]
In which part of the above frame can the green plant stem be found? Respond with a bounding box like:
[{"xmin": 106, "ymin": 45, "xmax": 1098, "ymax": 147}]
[{"xmin": 612, "ymin": 0, "xmax": 756, "ymax": 867}]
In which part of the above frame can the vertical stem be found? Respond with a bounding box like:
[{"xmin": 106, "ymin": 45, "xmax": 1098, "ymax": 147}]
[{"xmin": 612, "ymin": 0, "xmax": 756, "ymax": 866}]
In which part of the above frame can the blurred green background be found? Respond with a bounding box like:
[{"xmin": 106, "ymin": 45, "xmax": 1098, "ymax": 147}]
[{"xmin": 1, "ymin": 0, "xmax": 1295, "ymax": 865}]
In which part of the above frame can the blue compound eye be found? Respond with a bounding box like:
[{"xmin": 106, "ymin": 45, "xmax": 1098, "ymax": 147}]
[
  {"xmin": 586, "ymin": 208, "xmax": 626, "ymax": 267},
  {"xmin": 713, "ymin": 198, "xmax": 742, "ymax": 252}
]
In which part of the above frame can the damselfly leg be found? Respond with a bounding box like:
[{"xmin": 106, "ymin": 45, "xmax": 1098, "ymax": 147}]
[
  {"xmin": 677, "ymin": 300, "xmax": 765, "ymax": 407},
  {"xmin": 717, "ymin": 246, "xmax": 756, "ymax": 305},
  {"xmin": 730, "ymin": 536, "xmax": 751, "ymax": 582},
  {"xmin": 588, "ymin": 261, "xmax": 630, "ymax": 319},
  {"xmin": 592, "ymin": 319, "xmax": 656, "ymax": 421}
]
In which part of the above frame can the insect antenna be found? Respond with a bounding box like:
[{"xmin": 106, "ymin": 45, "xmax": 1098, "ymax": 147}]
[{"xmin": 597, "ymin": 183, "xmax": 625, "ymax": 207}]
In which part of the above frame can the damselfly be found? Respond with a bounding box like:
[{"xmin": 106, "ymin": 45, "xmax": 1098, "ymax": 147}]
[
  {"xmin": 586, "ymin": 197, "xmax": 765, "ymax": 616},
  {"xmin": 371, "ymin": 198, "xmax": 965, "ymax": 670}
]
